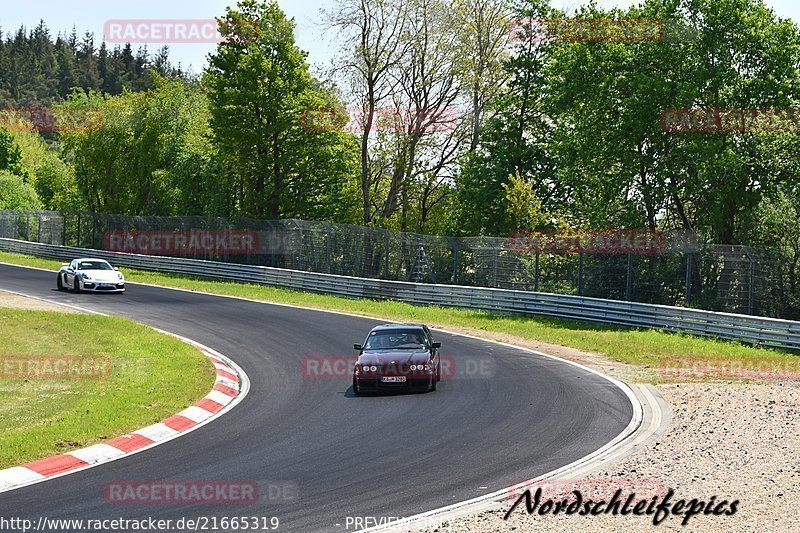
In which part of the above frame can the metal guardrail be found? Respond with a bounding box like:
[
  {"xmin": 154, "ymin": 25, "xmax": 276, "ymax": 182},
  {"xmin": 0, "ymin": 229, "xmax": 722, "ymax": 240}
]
[{"xmin": 2, "ymin": 237, "xmax": 799, "ymax": 351}]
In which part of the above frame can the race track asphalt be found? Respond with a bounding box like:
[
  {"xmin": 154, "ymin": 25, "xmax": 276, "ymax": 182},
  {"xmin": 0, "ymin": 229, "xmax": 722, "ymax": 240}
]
[{"xmin": 0, "ymin": 263, "xmax": 633, "ymax": 532}]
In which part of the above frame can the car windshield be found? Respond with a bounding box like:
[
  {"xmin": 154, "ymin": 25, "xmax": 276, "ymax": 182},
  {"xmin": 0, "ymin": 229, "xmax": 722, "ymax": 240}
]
[
  {"xmin": 78, "ymin": 261, "xmax": 113, "ymax": 271},
  {"xmin": 364, "ymin": 329, "xmax": 427, "ymax": 350}
]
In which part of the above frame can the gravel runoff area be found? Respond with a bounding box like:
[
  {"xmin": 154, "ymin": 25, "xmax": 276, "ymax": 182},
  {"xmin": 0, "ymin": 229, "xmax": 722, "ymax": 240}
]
[
  {"xmin": 0, "ymin": 289, "xmax": 81, "ymax": 313},
  {"xmin": 414, "ymin": 326, "xmax": 800, "ymax": 533}
]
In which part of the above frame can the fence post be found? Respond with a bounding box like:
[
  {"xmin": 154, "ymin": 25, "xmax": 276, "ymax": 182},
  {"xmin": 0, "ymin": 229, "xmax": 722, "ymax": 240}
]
[
  {"xmin": 25, "ymin": 213, "xmax": 30, "ymax": 241},
  {"xmin": 748, "ymin": 255, "xmax": 755, "ymax": 315},
  {"xmin": 577, "ymin": 252, "xmax": 584, "ymax": 296},
  {"xmin": 62, "ymin": 213, "xmax": 66, "ymax": 246},
  {"xmin": 492, "ymin": 245, "xmax": 498, "ymax": 288},
  {"xmin": 452, "ymin": 241, "xmax": 459, "ymax": 284},
  {"xmin": 326, "ymin": 228, "xmax": 333, "ymax": 274},
  {"xmin": 685, "ymin": 252, "xmax": 692, "ymax": 305},
  {"xmin": 625, "ymin": 252, "xmax": 633, "ymax": 300},
  {"xmin": 384, "ymin": 232, "xmax": 390, "ymax": 279},
  {"xmin": 534, "ymin": 252, "xmax": 540, "ymax": 292}
]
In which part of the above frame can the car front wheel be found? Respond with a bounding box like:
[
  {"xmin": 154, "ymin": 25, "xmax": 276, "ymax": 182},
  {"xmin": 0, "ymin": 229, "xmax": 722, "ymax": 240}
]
[
  {"xmin": 56, "ymin": 274, "xmax": 65, "ymax": 291},
  {"xmin": 73, "ymin": 278, "xmax": 82, "ymax": 293},
  {"xmin": 352, "ymin": 376, "xmax": 362, "ymax": 396}
]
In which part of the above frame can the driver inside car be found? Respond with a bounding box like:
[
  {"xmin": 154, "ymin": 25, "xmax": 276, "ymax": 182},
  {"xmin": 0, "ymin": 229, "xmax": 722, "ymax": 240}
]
[{"xmin": 407, "ymin": 333, "xmax": 425, "ymax": 346}]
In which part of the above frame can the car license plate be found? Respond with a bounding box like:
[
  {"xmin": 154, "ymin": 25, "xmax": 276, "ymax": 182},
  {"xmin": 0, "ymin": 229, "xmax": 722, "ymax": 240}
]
[{"xmin": 380, "ymin": 376, "xmax": 406, "ymax": 383}]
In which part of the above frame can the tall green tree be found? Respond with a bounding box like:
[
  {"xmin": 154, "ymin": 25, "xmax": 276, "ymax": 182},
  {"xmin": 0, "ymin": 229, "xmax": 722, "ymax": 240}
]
[
  {"xmin": 58, "ymin": 78, "xmax": 217, "ymax": 215},
  {"xmin": 449, "ymin": 0, "xmax": 558, "ymax": 236},
  {"xmin": 0, "ymin": 171, "xmax": 40, "ymax": 210},
  {"xmin": 0, "ymin": 129, "xmax": 26, "ymax": 178},
  {"xmin": 205, "ymin": 0, "xmax": 359, "ymax": 220},
  {"xmin": 543, "ymin": 0, "xmax": 800, "ymax": 241}
]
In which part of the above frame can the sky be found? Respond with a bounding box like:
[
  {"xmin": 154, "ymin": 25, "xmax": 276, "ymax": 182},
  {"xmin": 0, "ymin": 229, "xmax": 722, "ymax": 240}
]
[{"xmin": 2, "ymin": 0, "xmax": 799, "ymax": 74}]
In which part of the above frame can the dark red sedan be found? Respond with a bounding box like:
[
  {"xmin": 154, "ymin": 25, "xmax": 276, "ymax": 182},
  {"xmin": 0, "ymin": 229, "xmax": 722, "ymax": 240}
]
[{"xmin": 352, "ymin": 324, "xmax": 441, "ymax": 395}]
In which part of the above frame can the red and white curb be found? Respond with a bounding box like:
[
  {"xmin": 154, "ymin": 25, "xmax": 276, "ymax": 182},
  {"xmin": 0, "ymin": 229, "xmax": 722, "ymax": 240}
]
[{"xmin": 0, "ymin": 326, "xmax": 249, "ymax": 494}]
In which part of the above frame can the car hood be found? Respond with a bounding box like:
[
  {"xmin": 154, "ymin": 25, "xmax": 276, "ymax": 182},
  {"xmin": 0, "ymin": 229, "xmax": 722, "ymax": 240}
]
[
  {"xmin": 358, "ymin": 349, "xmax": 430, "ymax": 365},
  {"xmin": 79, "ymin": 270, "xmax": 122, "ymax": 282}
]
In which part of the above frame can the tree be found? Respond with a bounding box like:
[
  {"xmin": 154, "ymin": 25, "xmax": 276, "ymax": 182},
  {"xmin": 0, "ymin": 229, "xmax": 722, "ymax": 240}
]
[
  {"xmin": 0, "ymin": 171, "xmax": 40, "ymax": 210},
  {"xmin": 386, "ymin": 0, "xmax": 468, "ymax": 233},
  {"xmin": 0, "ymin": 22, "xmax": 184, "ymax": 106},
  {"xmin": 0, "ymin": 112, "xmax": 74, "ymax": 209},
  {"xmin": 452, "ymin": 0, "xmax": 511, "ymax": 152},
  {"xmin": 326, "ymin": 0, "xmax": 410, "ymax": 226},
  {"xmin": 670, "ymin": 0, "xmax": 800, "ymax": 244},
  {"xmin": 206, "ymin": 0, "xmax": 359, "ymax": 220},
  {"xmin": 58, "ymin": 79, "xmax": 216, "ymax": 215},
  {"xmin": 502, "ymin": 170, "xmax": 551, "ymax": 229},
  {"xmin": 448, "ymin": 0, "xmax": 558, "ymax": 236},
  {"xmin": 0, "ymin": 129, "xmax": 25, "ymax": 178},
  {"xmin": 542, "ymin": 0, "xmax": 800, "ymax": 241}
]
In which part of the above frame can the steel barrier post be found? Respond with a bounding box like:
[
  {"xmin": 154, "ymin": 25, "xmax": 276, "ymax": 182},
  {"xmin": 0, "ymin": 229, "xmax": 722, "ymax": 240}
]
[
  {"xmin": 685, "ymin": 252, "xmax": 692, "ymax": 305},
  {"xmin": 625, "ymin": 252, "xmax": 633, "ymax": 300}
]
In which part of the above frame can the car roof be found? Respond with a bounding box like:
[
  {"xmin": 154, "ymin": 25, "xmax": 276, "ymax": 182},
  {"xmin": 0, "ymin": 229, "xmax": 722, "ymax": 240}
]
[
  {"xmin": 370, "ymin": 323, "xmax": 426, "ymax": 332},
  {"xmin": 74, "ymin": 258, "xmax": 111, "ymax": 264}
]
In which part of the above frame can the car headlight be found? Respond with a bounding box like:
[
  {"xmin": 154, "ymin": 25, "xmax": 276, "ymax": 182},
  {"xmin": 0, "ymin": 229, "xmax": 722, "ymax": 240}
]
[
  {"xmin": 117, "ymin": 273, "xmax": 124, "ymax": 280},
  {"xmin": 80, "ymin": 273, "xmax": 90, "ymax": 280}
]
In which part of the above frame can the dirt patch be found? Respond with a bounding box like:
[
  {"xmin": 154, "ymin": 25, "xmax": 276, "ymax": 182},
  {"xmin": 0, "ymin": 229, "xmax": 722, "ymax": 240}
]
[
  {"xmin": 415, "ymin": 322, "xmax": 800, "ymax": 533},
  {"xmin": 0, "ymin": 289, "xmax": 81, "ymax": 313}
]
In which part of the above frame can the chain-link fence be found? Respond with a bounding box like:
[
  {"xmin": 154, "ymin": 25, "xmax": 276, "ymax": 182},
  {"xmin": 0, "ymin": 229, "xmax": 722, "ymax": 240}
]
[{"xmin": 2, "ymin": 209, "xmax": 798, "ymax": 319}]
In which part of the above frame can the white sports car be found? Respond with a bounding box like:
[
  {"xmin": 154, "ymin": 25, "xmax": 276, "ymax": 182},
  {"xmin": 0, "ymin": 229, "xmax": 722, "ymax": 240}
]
[{"xmin": 57, "ymin": 258, "xmax": 126, "ymax": 293}]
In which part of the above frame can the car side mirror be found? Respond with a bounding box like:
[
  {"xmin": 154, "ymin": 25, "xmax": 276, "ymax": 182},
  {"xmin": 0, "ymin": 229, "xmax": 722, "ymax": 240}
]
[
  {"xmin": 431, "ymin": 342, "xmax": 441, "ymax": 349},
  {"xmin": 113, "ymin": 267, "xmax": 119, "ymax": 271},
  {"xmin": 354, "ymin": 344, "xmax": 362, "ymax": 351}
]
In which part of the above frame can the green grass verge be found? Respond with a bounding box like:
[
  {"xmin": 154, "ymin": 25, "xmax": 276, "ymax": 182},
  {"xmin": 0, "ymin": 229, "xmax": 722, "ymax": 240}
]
[
  {"xmin": 0, "ymin": 308, "xmax": 214, "ymax": 468},
  {"xmin": 0, "ymin": 250, "xmax": 796, "ymax": 380}
]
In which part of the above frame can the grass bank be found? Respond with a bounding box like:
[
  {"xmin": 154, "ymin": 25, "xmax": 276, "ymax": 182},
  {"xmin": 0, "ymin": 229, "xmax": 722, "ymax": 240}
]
[{"xmin": 0, "ymin": 307, "xmax": 214, "ymax": 468}]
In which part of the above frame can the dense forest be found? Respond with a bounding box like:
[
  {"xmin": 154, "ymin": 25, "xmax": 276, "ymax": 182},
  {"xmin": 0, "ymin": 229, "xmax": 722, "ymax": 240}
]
[
  {"xmin": 2, "ymin": 0, "xmax": 800, "ymax": 261},
  {"xmin": 0, "ymin": 22, "xmax": 186, "ymax": 106}
]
